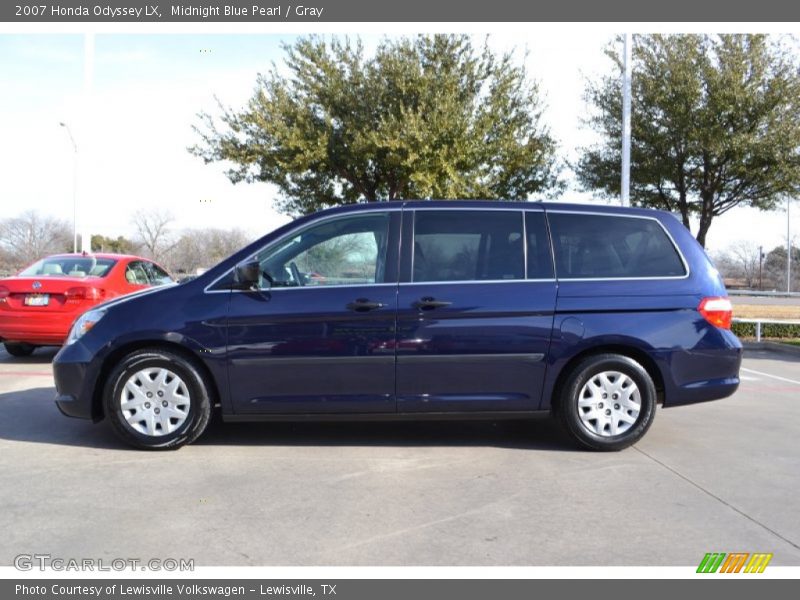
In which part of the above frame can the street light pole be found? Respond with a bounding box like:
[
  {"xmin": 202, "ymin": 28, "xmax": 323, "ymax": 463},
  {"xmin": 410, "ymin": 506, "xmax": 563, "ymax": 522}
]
[
  {"xmin": 59, "ymin": 122, "xmax": 78, "ymax": 254},
  {"xmin": 621, "ymin": 33, "xmax": 632, "ymax": 207}
]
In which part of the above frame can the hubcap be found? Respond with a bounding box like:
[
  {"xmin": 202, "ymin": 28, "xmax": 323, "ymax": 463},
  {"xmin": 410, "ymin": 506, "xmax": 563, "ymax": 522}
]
[
  {"xmin": 577, "ymin": 371, "xmax": 641, "ymax": 437},
  {"xmin": 119, "ymin": 368, "xmax": 190, "ymax": 437}
]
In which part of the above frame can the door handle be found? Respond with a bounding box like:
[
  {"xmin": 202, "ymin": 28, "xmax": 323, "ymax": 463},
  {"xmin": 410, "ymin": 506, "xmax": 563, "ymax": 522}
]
[
  {"xmin": 413, "ymin": 296, "xmax": 453, "ymax": 310},
  {"xmin": 346, "ymin": 298, "xmax": 386, "ymax": 312}
]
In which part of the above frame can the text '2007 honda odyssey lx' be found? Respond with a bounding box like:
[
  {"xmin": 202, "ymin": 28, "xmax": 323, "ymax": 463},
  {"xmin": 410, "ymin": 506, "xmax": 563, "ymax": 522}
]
[{"xmin": 53, "ymin": 201, "xmax": 742, "ymax": 451}]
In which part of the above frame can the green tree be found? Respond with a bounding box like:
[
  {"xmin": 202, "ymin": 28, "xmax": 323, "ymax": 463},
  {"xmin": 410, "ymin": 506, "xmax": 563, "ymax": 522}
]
[
  {"xmin": 190, "ymin": 34, "xmax": 558, "ymax": 215},
  {"xmin": 91, "ymin": 234, "xmax": 138, "ymax": 254},
  {"xmin": 578, "ymin": 34, "xmax": 800, "ymax": 247},
  {"xmin": 764, "ymin": 244, "xmax": 800, "ymax": 290}
]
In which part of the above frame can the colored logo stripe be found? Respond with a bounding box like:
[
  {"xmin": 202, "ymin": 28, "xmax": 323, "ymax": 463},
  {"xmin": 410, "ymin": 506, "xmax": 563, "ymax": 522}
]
[
  {"xmin": 697, "ymin": 553, "xmax": 726, "ymax": 573},
  {"xmin": 720, "ymin": 553, "xmax": 749, "ymax": 573},
  {"xmin": 744, "ymin": 553, "xmax": 773, "ymax": 573},
  {"xmin": 696, "ymin": 552, "xmax": 772, "ymax": 573}
]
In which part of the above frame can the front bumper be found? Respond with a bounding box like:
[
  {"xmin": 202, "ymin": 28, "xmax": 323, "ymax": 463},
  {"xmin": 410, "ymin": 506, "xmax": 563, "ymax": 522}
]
[{"xmin": 53, "ymin": 342, "xmax": 101, "ymax": 421}]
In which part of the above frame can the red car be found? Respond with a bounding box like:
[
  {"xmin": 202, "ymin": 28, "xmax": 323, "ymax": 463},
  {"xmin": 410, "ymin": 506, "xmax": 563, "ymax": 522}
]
[{"xmin": 0, "ymin": 253, "xmax": 173, "ymax": 357}]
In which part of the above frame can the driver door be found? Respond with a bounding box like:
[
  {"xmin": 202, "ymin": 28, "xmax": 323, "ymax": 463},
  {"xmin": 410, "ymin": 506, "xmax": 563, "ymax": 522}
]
[{"xmin": 226, "ymin": 210, "xmax": 400, "ymax": 414}]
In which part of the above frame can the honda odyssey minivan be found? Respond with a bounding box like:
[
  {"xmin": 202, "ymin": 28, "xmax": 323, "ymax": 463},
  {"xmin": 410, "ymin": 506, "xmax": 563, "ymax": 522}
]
[{"xmin": 53, "ymin": 201, "xmax": 742, "ymax": 451}]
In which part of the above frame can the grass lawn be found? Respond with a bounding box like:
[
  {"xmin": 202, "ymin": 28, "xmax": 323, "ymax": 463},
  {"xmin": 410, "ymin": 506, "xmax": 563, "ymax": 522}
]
[{"xmin": 732, "ymin": 303, "xmax": 800, "ymax": 320}]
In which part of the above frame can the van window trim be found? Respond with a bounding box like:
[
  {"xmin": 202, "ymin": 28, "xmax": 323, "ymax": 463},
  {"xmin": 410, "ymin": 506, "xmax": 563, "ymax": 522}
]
[
  {"xmin": 544, "ymin": 210, "xmax": 692, "ymax": 281},
  {"xmin": 204, "ymin": 204, "xmax": 690, "ymax": 292},
  {"xmin": 527, "ymin": 209, "xmax": 558, "ymax": 281}
]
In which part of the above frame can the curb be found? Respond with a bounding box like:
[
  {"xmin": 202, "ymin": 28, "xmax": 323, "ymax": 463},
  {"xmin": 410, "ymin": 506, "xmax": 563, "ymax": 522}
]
[{"xmin": 742, "ymin": 341, "xmax": 800, "ymax": 357}]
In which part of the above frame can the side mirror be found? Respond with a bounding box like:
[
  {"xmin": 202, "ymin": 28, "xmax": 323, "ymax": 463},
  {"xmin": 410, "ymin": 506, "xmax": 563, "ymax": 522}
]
[{"xmin": 232, "ymin": 260, "xmax": 262, "ymax": 291}]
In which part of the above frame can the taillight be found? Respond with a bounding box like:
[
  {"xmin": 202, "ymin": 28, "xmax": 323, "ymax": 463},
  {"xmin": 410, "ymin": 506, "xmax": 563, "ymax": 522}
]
[
  {"xmin": 698, "ymin": 296, "xmax": 733, "ymax": 329},
  {"xmin": 64, "ymin": 287, "xmax": 105, "ymax": 303},
  {"xmin": 0, "ymin": 285, "xmax": 9, "ymax": 300}
]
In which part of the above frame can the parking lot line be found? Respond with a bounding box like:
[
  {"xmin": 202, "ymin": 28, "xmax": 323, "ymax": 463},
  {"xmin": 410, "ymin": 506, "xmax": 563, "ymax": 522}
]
[
  {"xmin": 740, "ymin": 367, "xmax": 800, "ymax": 386},
  {"xmin": 0, "ymin": 370, "xmax": 52, "ymax": 377}
]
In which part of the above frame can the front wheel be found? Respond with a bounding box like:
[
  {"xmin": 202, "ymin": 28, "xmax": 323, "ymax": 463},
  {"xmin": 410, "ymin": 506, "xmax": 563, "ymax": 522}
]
[
  {"xmin": 104, "ymin": 349, "xmax": 212, "ymax": 450},
  {"xmin": 4, "ymin": 342, "xmax": 35, "ymax": 357},
  {"xmin": 556, "ymin": 354, "xmax": 657, "ymax": 451}
]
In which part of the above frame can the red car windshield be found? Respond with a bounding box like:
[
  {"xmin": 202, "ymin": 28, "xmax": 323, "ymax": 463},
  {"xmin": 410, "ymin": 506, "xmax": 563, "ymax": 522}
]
[{"xmin": 19, "ymin": 257, "xmax": 117, "ymax": 278}]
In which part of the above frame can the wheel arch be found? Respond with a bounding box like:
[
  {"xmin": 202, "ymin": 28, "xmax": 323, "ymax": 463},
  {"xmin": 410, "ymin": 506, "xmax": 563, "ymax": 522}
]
[
  {"xmin": 549, "ymin": 344, "xmax": 665, "ymax": 413},
  {"xmin": 91, "ymin": 340, "xmax": 220, "ymax": 421}
]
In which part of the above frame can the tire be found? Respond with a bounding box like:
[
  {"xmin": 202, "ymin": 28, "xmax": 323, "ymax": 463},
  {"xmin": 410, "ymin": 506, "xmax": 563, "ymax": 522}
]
[
  {"xmin": 556, "ymin": 353, "xmax": 657, "ymax": 451},
  {"xmin": 4, "ymin": 342, "xmax": 35, "ymax": 357},
  {"xmin": 103, "ymin": 349, "xmax": 212, "ymax": 450}
]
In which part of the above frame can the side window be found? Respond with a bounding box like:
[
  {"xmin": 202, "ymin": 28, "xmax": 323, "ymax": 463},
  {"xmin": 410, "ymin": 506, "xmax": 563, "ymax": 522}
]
[
  {"xmin": 258, "ymin": 213, "xmax": 390, "ymax": 288},
  {"xmin": 412, "ymin": 210, "xmax": 524, "ymax": 282},
  {"xmin": 124, "ymin": 261, "xmax": 150, "ymax": 285},
  {"xmin": 143, "ymin": 262, "xmax": 174, "ymax": 286},
  {"xmin": 547, "ymin": 213, "xmax": 687, "ymax": 279},
  {"xmin": 525, "ymin": 212, "xmax": 554, "ymax": 279}
]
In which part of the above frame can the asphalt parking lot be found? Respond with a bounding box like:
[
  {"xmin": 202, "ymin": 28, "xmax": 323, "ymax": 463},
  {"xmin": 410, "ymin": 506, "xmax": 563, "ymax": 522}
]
[
  {"xmin": 731, "ymin": 295, "xmax": 800, "ymax": 306},
  {"xmin": 0, "ymin": 346, "xmax": 799, "ymax": 567}
]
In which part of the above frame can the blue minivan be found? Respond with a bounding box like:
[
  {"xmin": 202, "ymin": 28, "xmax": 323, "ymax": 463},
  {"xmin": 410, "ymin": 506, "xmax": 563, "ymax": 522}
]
[{"xmin": 53, "ymin": 201, "xmax": 742, "ymax": 451}]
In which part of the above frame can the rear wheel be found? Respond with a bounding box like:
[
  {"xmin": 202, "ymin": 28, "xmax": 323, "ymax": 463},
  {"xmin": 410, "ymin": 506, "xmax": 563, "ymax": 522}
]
[
  {"xmin": 556, "ymin": 354, "xmax": 657, "ymax": 451},
  {"xmin": 104, "ymin": 349, "xmax": 211, "ymax": 450},
  {"xmin": 3, "ymin": 342, "xmax": 35, "ymax": 357}
]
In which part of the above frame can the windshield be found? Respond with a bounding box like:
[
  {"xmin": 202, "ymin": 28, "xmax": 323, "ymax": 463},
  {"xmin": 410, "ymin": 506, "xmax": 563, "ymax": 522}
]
[{"xmin": 19, "ymin": 257, "xmax": 117, "ymax": 278}]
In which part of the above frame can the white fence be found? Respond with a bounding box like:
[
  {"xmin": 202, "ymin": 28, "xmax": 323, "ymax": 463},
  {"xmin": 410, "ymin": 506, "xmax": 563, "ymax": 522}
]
[{"xmin": 732, "ymin": 318, "xmax": 800, "ymax": 342}]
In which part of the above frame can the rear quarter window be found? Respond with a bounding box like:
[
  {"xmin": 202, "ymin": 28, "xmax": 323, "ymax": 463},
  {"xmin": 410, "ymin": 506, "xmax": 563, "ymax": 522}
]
[{"xmin": 547, "ymin": 213, "xmax": 686, "ymax": 279}]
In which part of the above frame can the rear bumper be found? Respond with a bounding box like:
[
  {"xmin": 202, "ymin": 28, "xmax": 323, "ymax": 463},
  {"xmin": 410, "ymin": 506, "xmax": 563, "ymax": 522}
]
[
  {"xmin": 53, "ymin": 343, "xmax": 100, "ymax": 421},
  {"xmin": 667, "ymin": 377, "xmax": 740, "ymax": 406},
  {"xmin": 661, "ymin": 329, "xmax": 743, "ymax": 407},
  {"xmin": 0, "ymin": 312, "xmax": 73, "ymax": 345}
]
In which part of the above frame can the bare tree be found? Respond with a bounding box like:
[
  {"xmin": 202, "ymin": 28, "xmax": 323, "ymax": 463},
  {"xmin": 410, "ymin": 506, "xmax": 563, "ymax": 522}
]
[
  {"xmin": 728, "ymin": 241, "xmax": 763, "ymax": 289},
  {"xmin": 709, "ymin": 250, "xmax": 736, "ymax": 279},
  {"xmin": 0, "ymin": 247, "xmax": 14, "ymax": 277},
  {"xmin": 131, "ymin": 209, "xmax": 176, "ymax": 263},
  {"xmin": 0, "ymin": 210, "xmax": 71, "ymax": 268},
  {"xmin": 167, "ymin": 228, "xmax": 252, "ymax": 274}
]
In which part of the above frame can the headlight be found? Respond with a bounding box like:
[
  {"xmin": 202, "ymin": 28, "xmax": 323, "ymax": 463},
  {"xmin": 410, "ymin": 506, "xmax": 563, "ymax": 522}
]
[{"xmin": 66, "ymin": 308, "xmax": 107, "ymax": 345}]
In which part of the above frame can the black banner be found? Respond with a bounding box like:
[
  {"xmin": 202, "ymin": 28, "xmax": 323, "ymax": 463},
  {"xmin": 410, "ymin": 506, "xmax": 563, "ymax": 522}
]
[
  {"xmin": 4, "ymin": 579, "xmax": 800, "ymax": 600},
  {"xmin": 3, "ymin": 0, "xmax": 800, "ymax": 22}
]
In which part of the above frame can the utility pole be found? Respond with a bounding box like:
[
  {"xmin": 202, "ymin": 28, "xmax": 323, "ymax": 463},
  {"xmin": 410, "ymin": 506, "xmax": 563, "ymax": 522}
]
[
  {"xmin": 59, "ymin": 122, "xmax": 78, "ymax": 254},
  {"xmin": 81, "ymin": 33, "xmax": 94, "ymax": 254},
  {"xmin": 788, "ymin": 196, "xmax": 792, "ymax": 293},
  {"xmin": 621, "ymin": 33, "xmax": 632, "ymax": 207},
  {"xmin": 758, "ymin": 245, "xmax": 763, "ymax": 291}
]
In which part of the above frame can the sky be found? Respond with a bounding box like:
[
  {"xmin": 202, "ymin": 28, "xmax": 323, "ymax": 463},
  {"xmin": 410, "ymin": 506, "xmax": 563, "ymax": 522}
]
[{"xmin": 0, "ymin": 31, "xmax": 798, "ymax": 256}]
